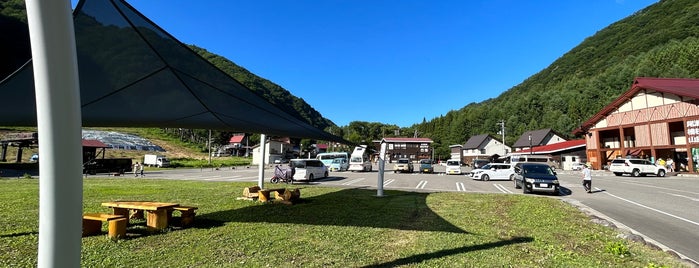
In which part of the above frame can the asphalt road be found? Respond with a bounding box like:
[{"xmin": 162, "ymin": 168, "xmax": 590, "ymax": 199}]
[{"xmin": 121, "ymin": 164, "xmax": 698, "ymax": 264}]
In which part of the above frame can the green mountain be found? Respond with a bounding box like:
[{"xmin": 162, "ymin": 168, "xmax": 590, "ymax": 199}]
[{"xmin": 409, "ymin": 0, "xmax": 699, "ymax": 157}]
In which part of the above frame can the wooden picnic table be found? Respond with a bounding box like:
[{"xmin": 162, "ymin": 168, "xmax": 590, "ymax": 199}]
[{"xmin": 101, "ymin": 201, "xmax": 179, "ymax": 231}]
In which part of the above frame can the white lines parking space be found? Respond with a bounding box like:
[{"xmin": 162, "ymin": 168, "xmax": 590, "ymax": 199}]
[
  {"xmin": 383, "ymin": 179, "xmax": 395, "ymax": 187},
  {"xmin": 416, "ymin": 180, "xmax": 428, "ymax": 189},
  {"xmin": 342, "ymin": 178, "xmax": 366, "ymax": 185},
  {"xmin": 456, "ymin": 182, "xmax": 466, "ymax": 192},
  {"xmin": 493, "ymin": 183, "xmax": 512, "ymax": 193}
]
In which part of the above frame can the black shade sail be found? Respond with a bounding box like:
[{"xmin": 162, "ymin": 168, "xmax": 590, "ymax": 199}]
[{"xmin": 0, "ymin": 0, "xmax": 345, "ymax": 143}]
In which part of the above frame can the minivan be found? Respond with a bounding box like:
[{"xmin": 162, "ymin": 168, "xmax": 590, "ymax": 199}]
[
  {"xmin": 289, "ymin": 159, "xmax": 329, "ymax": 181},
  {"xmin": 445, "ymin": 160, "xmax": 462, "ymax": 175}
]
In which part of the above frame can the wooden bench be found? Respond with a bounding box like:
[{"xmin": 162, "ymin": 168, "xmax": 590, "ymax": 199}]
[
  {"xmin": 169, "ymin": 206, "xmax": 198, "ymax": 228},
  {"xmin": 82, "ymin": 213, "xmax": 127, "ymax": 239},
  {"xmin": 257, "ymin": 188, "xmax": 286, "ymax": 202}
]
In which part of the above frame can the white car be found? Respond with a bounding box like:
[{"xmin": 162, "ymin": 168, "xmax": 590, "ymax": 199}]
[
  {"xmin": 445, "ymin": 160, "xmax": 462, "ymax": 175},
  {"xmin": 608, "ymin": 158, "xmax": 666, "ymax": 177},
  {"xmin": 571, "ymin": 162, "xmax": 585, "ymax": 171},
  {"xmin": 471, "ymin": 163, "xmax": 515, "ymax": 181}
]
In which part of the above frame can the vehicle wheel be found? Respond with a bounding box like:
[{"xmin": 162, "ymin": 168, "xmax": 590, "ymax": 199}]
[
  {"xmin": 657, "ymin": 170, "xmax": 666, "ymax": 177},
  {"xmin": 522, "ymin": 186, "xmax": 530, "ymax": 194},
  {"xmin": 482, "ymin": 174, "xmax": 490, "ymax": 181},
  {"xmin": 514, "ymin": 180, "xmax": 521, "ymax": 189},
  {"xmin": 509, "ymin": 174, "xmax": 515, "ymax": 181},
  {"xmin": 308, "ymin": 174, "xmax": 314, "ymax": 181},
  {"xmin": 613, "ymin": 172, "xmax": 622, "ymax": 176},
  {"xmin": 270, "ymin": 177, "xmax": 279, "ymax": 184},
  {"xmin": 631, "ymin": 169, "xmax": 641, "ymax": 177},
  {"xmin": 394, "ymin": 170, "xmax": 397, "ymax": 173},
  {"xmin": 554, "ymin": 187, "xmax": 561, "ymax": 196},
  {"xmin": 324, "ymin": 171, "xmax": 329, "ymax": 178}
]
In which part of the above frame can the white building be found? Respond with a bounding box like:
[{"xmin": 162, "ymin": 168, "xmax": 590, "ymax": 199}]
[
  {"xmin": 461, "ymin": 134, "xmax": 511, "ymax": 164},
  {"xmin": 251, "ymin": 139, "xmax": 293, "ymax": 165}
]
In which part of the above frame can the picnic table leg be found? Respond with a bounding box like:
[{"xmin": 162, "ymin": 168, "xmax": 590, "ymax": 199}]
[
  {"xmin": 112, "ymin": 207, "xmax": 128, "ymax": 218},
  {"xmin": 146, "ymin": 209, "xmax": 170, "ymax": 232}
]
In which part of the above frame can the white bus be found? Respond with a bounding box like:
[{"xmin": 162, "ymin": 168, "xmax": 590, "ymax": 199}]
[
  {"xmin": 316, "ymin": 152, "xmax": 349, "ymax": 166},
  {"xmin": 348, "ymin": 145, "xmax": 372, "ymax": 172},
  {"xmin": 508, "ymin": 154, "xmax": 557, "ymax": 170}
]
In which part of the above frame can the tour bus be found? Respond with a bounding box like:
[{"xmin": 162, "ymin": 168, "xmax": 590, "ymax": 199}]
[
  {"xmin": 508, "ymin": 154, "xmax": 558, "ymax": 170},
  {"xmin": 348, "ymin": 145, "xmax": 373, "ymax": 172},
  {"xmin": 316, "ymin": 152, "xmax": 349, "ymax": 166}
]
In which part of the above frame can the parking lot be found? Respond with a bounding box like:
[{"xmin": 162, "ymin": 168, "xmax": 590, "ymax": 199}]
[
  {"xmin": 141, "ymin": 164, "xmax": 699, "ymax": 263},
  {"xmin": 140, "ymin": 163, "xmax": 591, "ymax": 197}
]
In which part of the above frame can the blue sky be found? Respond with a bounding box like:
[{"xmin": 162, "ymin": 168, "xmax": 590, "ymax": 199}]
[{"xmin": 74, "ymin": 0, "xmax": 658, "ymax": 127}]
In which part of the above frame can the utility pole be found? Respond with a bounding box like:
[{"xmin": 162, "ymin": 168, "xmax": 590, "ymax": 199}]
[{"xmin": 497, "ymin": 120, "xmax": 506, "ymax": 156}]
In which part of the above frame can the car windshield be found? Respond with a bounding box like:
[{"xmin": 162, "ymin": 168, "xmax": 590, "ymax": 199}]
[
  {"xmin": 523, "ymin": 165, "xmax": 554, "ymax": 175},
  {"xmin": 480, "ymin": 164, "xmax": 492, "ymax": 169},
  {"xmin": 447, "ymin": 161, "xmax": 459, "ymax": 166},
  {"xmin": 332, "ymin": 159, "xmax": 342, "ymax": 164},
  {"xmin": 420, "ymin": 159, "xmax": 431, "ymax": 164},
  {"xmin": 398, "ymin": 159, "xmax": 409, "ymax": 164}
]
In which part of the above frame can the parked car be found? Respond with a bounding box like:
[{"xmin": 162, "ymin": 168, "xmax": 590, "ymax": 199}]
[
  {"xmin": 274, "ymin": 158, "xmax": 290, "ymax": 164},
  {"xmin": 470, "ymin": 163, "xmax": 515, "ymax": 181},
  {"xmin": 393, "ymin": 158, "xmax": 414, "ymax": 173},
  {"xmin": 445, "ymin": 160, "xmax": 462, "ymax": 175},
  {"xmin": 513, "ymin": 163, "xmax": 560, "ymax": 195},
  {"xmin": 289, "ymin": 159, "xmax": 328, "ymax": 181},
  {"xmin": 419, "ymin": 159, "xmax": 434, "ymax": 173},
  {"xmin": 608, "ymin": 158, "xmax": 666, "ymax": 177},
  {"xmin": 571, "ymin": 162, "xmax": 585, "ymax": 171},
  {"xmin": 329, "ymin": 158, "xmax": 349, "ymax": 172},
  {"xmin": 471, "ymin": 159, "xmax": 489, "ymax": 169}
]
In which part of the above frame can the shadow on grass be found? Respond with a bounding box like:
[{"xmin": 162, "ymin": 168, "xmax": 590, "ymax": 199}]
[
  {"xmin": 0, "ymin": 231, "xmax": 38, "ymax": 238},
  {"xmin": 361, "ymin": 236, "xmax": 533, "ymax": 267},
  {"xmin": 198, "ymin": 188, "xmax": 468, "ymax": 234}
]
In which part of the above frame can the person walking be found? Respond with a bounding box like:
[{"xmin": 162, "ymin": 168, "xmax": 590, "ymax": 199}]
[
  {"xmin": 133, "ymin": 162, "xmax": 140, "ymax": 177},
  {"xmin": 139, "ymin": 163, "xmax": 145, "ymax": 177},
  {"xmin": 582, "ymin": 164, "xmax": 592, "ymax": 193},
  {"xmin": 666, "ymin": 157, "xmax": 674, "ymax": 172}
]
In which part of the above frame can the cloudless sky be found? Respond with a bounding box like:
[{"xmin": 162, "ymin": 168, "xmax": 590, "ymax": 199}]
[{"xmin": 73, "ymin": 0, "xmax": 658, "ymax": 127}]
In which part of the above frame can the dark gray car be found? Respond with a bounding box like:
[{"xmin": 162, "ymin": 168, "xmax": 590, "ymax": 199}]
[{"xmin": 513, "ymin": 163, "xmax": 560, "ymax": 195}]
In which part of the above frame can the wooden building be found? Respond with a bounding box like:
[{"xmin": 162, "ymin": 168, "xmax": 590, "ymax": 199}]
[
  {"xmin": 374, "ymin": 137, "xmax": 433, "ymax": 162},
  {"xmin": 575, "ymin": 77, "xmax": 699, "ymax": 172}
]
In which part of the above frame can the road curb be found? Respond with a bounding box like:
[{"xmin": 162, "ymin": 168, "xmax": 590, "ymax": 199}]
[{"xmin": 561, "ymin": 198, "xmax": 698, "ymax": 267}]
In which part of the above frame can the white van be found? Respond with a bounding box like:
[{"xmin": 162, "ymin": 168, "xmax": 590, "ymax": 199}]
[
  {"xmin": 445, "ymin": 160, "xmax": 462, "ymax": 175},
  {"xmin": 289, "ymin": 159, "xmax": 329, "ymax": 181},
  {"xmin": 509, "ymin": 155, "xmax": 557, "ymax": 170},
  {"xmin": 348, "ymin": 145, "xmax": 373, "ymax": 172}
]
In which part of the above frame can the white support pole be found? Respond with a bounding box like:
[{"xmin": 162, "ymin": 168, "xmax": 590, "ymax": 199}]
[
  {"xmin": 377, "ymin": 142, "xmax": 387, "ymax": 197},
  {"xmin": 25, "ymin": 0, "xmax": 83, "ymax": 267},
  {"xmin": 258, "ymin": 134, "xmax": 266, "ymax": 189}
]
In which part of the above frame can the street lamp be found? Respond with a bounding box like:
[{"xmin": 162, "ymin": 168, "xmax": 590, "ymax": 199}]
[{"xmin": 528, "ymin": 133, "xmax": 532, "ymax": 155}]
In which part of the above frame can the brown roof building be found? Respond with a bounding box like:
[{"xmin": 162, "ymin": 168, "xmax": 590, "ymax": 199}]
[{"xmin": 575, "ymin": 77, "xmax": 699, "ymax": 171}]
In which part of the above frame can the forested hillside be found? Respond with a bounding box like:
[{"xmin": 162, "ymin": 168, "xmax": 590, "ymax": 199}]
[{"xmin": 409, "ymin": 0, "xmax": 699, "ymax": 157}]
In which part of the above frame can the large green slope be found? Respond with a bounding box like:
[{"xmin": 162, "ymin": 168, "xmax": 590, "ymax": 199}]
[{"xmin": 412, "ymin": 0, "xmax": 699, "ymax": 156}]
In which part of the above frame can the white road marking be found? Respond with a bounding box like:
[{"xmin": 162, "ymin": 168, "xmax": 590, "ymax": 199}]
[
  {"xmin": 383, "ymin": 179, "xmax": 395, "ymax": 186},
  {"xmin": 342, "ymin": 178, "xmax": 365, "ymax": 185},
  {"xmin": 603, "ymin": 190, "xmax": 699, "ymax": 227},
  {"xmin": 416, "ymin": 180, "xmax": 428, "ymax": 189},
  {"xmin": 493, "ymin": 184, "xmax": 512, "ymax": 193},
  {"xmin": 456, "ymin": 182, "xmax": 466, "ymax": 192},
  {"xmin": 665, "ymin": 192, "xmax": 699, "ymax": 202}
]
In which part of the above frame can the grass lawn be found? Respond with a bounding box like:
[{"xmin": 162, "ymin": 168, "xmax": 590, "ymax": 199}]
[{"xmin": 0, "ymin": 178, "xmax": 687, "ymax": 267}]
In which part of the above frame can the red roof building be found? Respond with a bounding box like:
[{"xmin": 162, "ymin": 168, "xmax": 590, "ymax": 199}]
[{"xmin": 576, "ymin": 77, "xmax": 699, "ymax": 171}]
